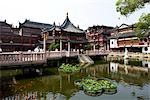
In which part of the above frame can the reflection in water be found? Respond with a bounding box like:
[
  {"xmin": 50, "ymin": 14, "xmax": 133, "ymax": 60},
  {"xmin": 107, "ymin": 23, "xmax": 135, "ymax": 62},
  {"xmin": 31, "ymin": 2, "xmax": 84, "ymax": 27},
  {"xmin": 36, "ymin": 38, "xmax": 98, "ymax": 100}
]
[
  {"xmin": 110, "ymin": 62, "xmax": 118, "ymax": 73},
  {"xmin": 0, "ymin": 60, "xmax": 150, "ymax": 100},
  {"xmin": 110, "ymin": 59, "xmax": 149, "ymax": 75},
  {"xmin": 142, "ymin": 61, "xmax": 150, "ymax": 68},
  {"xmin": 124, "ymin": 59, "xmax": 128, "ymax": 65}
]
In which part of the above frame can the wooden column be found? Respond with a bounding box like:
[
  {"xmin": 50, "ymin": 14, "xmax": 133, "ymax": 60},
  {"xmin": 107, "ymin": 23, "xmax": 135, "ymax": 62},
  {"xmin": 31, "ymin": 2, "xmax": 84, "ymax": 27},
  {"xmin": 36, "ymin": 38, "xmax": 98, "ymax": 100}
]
[
  {"xmin": 93, "ymin": 44, "xmax": 96, "ymax": 52},
  {"xmin": 43, "ymin": 33, "xmax": 46, "ymax": 53},
  {"xmin": 68, "ymin": 41, "xmax": 70, "ymax": 56},
  {"xmin": 60, "ymin": 39, "xmax": 62, "ymax": 51}
]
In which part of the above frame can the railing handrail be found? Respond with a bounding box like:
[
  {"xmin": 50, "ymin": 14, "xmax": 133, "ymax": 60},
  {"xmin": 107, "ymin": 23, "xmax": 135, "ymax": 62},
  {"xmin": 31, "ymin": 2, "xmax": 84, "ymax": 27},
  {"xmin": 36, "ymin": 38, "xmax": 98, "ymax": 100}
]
[{"xmin": 0, "ymin": 50, "xmax": 108, "ymax": 66}]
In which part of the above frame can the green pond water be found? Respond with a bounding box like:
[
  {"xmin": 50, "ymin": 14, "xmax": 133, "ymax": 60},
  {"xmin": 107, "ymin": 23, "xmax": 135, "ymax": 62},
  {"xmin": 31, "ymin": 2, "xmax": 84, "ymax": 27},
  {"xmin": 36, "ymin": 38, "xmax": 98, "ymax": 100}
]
[{"xmin": 0, "ymin": 59, "xmax": 150, "ymax": 100}]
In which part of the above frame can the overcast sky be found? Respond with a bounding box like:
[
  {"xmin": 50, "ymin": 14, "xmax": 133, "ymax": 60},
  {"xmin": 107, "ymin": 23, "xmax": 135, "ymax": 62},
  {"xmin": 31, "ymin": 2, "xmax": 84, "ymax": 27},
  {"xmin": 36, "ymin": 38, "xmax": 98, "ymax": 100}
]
[{"xmin": 0, "ymin": 0, "xmax": 149, "ymax": 29}]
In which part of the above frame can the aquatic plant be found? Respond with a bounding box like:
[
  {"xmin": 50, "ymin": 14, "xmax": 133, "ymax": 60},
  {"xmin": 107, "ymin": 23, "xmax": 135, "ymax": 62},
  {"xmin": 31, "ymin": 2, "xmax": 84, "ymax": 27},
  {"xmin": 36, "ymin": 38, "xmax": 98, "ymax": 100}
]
[
  {"xmin": 58, "ymin": 64, "xmax": 81, "ymax": 73},
  {"xmin": 74, "ymin": 77, "xmax": 117, "ymax": 96}
]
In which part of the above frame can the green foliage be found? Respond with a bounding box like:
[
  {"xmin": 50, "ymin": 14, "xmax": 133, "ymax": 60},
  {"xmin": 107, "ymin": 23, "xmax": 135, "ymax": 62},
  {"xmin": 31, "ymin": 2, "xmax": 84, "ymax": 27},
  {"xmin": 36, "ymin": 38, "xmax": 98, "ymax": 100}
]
[
  {"xmin": 135, "ymin": 13, "xmax": 150, "ymax": 31},
  {"xmin": 74, "ymin": 77, "xmax": 117, "ymax": 95},
  {"xmin": 84, "ymin": 44, "xmax": 92, "ymax": 50},
  {"xmin": 135, "ymin": 13, "xmax": 150, "ymax": 39},
  {"xmin": 82, "ymin": 78, "xmax": 102, "ymax": 93},
  {"xmin": 116, "ymin": 0, "xmax": 146, "ymax": 16},
  {"xmin": 97, "ymin": 79, "xmax": 117, "ymax": 89},
  {"xmin": 58, "ymin": 63, "xmax": 81, "ymax": 73},
  {"xmin": 48, "ymin": 42, "xmax": 60, "ymax": 51},
  {"xmin": 115, "ymin": 0, "xmax": 150, "ymax": 38}
]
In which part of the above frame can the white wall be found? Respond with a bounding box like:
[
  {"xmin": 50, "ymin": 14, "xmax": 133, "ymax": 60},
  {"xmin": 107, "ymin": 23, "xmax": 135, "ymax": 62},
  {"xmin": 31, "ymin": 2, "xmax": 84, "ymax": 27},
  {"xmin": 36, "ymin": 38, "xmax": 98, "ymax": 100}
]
[
  {"xmin": 110, "ymin": 39, "xmax": 118, "ymax": 48},
  {"xmin": 142, "ymin": 46, "xmax": 150, "ymax": 53}
]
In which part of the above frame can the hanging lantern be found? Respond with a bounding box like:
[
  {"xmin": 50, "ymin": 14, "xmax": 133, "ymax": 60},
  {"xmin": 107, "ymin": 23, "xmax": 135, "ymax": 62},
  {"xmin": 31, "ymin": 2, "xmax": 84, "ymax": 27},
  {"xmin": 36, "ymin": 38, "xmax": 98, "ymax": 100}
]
[{"xmin": 65, "ymin": 43, "xmax": 68, "ymax": 46}]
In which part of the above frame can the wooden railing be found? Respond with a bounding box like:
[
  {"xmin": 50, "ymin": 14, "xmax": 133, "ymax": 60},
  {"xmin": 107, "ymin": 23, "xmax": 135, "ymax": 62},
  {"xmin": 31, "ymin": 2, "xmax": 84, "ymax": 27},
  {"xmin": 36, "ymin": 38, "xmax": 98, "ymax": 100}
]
[{"xmin": 118, "ymin": 40, "xmax": 149, "ymax": 47}]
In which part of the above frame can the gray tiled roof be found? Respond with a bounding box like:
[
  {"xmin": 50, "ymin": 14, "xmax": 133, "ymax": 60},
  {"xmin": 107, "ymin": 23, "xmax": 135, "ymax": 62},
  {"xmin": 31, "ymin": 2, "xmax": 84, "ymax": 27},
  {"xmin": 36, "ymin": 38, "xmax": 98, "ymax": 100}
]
[
  {"xmin": 119, "ymin": 32, "xmax": 136, "ymax": 38},
  {"xmin": 109, "ymin": 33, "xmax": 121, "ymax": 39},
  {"xmin": 20, "ymin": 20, "xmax": 52, "ymax": 29},
  {"xmin": 0, "ymin": 20, "xmax": 12, "ymax": 27},
  {"xmin": 109, "ymin": 32, "xmax": 136, "ymax": 39},
  {"xmin": 61, "ymin": 15, "xmax": 85, "ymax": 33},
  {"xmin": 42, "ymin": 25, "xmax": 61, "ymax": 33},
  {"xmin": 42, "ymin": 15, "xmax": 85, "ymax": 33}
]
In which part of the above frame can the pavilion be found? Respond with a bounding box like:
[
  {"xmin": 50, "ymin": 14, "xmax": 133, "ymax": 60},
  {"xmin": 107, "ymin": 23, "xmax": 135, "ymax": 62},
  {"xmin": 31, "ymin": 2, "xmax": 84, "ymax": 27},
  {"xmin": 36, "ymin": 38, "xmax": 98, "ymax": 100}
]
[{"xmin": 42, "ymin": 13, "xmax": 87, "ymax": 53}]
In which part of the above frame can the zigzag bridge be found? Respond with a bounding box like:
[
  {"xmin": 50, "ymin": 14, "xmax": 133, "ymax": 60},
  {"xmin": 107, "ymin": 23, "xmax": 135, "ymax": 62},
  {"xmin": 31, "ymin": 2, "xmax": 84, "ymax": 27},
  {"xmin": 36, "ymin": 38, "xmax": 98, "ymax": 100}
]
[{"xmin": 0, "ymin": 50, "xmax": 108, "ymax": 67}]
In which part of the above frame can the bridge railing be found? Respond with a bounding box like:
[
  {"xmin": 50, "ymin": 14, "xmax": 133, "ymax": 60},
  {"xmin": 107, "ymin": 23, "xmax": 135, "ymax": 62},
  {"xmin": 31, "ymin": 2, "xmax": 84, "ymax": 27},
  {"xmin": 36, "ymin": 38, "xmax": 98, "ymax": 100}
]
[
  {"xmin": 21, "ymin": 52, "xmax": 45, "ymax": 61},
  {"xmin": 85, "ymin": 50, "xmax": 108, "ymax": 55},
  {"xmin": 45, "ymin": 51, "xmax": 66, "ymax": 58},
  {"xmin": 69, "ymin": 51, "xmax": 79, "ymax": 57},
  {"xmin": 0, "ymin": 50, "xmax": 108, "ymax": 65},
  {"xmin": 0, "ymin": 52, "xmax": 21, "ymax": 63},
  {"xmin": 0, "ymin": 52, "xmax": 46, "ymax": 64}
]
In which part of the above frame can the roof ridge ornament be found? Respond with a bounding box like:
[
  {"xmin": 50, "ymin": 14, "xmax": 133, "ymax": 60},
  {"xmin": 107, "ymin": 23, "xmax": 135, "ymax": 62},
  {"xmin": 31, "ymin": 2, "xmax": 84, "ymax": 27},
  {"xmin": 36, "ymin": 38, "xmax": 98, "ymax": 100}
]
[{"xmin": 53, "ymin": 21, "xmax": 56, "ymax": 26}]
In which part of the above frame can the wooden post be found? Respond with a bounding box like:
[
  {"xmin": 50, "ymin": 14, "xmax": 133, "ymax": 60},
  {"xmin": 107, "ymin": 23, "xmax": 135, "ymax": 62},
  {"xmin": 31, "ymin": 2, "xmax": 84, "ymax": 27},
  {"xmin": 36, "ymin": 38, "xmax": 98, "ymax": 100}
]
[
  {"xmin": 43, "ymin": 32, "xmax": 48, "ymax": 61},
  {"xmin": 93, "ymin": 44, "xmax": 96, "ymax": 52},
  {"xmin": 19, "ymin": 52, "xmax": 22, "ymax": 62},
  {"xmin": 68, "ymin": 41, "xmax": 70, "ymax": 57},
  {"xmin": 43, "ymin": 33, "xmax": 46, "ymax": 53},
  {"xmin": 59, "ymin": 31, "xmax": 62, "ymax": 52},
  {"xmin": 60, "ymin": 39, "xmax": 62, "ymax": 52}
]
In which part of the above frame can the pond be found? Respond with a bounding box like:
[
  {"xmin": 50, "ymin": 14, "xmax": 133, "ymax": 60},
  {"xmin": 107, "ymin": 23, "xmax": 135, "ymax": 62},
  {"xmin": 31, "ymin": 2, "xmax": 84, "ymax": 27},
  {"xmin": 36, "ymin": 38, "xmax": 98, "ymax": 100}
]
[{"xmin": 0, "ymin": 59, "xmax": 150, "ymax": 100}]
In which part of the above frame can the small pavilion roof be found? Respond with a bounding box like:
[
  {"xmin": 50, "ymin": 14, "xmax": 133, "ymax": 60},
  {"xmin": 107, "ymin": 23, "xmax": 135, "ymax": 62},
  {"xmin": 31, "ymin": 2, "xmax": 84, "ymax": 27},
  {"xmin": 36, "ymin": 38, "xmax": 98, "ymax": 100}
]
[
  {"xmin": 42, "ymin": 13, "xmax": 85, "ymax": 34},
  {"xmin": 42, "ymin": 22, "xmax": 62, "ymax": 33},
  {"xmin": 61, "ymin": 13, "xmax": 85, "ymax": 33}
]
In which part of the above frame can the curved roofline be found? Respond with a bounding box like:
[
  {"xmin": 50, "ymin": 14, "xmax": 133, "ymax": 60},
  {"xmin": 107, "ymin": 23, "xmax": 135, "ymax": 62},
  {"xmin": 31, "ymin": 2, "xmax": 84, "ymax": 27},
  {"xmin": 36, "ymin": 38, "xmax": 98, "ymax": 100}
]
[
  {"xmin": 60, "ymin": 13, "xmax": 85, "ymax": 33},
  {"xmin": 41, "ymin": 13, "xmax": 85, "ymax": 33}
]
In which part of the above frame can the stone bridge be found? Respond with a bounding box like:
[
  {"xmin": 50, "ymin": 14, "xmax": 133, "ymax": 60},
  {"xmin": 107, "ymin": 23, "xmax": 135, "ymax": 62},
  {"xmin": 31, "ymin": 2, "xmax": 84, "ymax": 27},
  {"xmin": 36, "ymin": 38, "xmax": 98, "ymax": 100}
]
[{"xmin": 0, "ymin": 50, "xmax": 108, "ymax": 67}]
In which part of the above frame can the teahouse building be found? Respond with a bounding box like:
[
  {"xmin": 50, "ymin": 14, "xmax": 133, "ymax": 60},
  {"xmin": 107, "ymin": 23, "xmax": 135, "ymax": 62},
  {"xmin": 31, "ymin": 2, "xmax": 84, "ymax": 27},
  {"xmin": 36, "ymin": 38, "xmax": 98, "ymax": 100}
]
[
  {"xmin": 0, "ymin": 20, "xmax": 52, "ymax": 52},
  {"xmin": 19, "ymin": 20, "xmax": 52, "ymax": 50},
  {"xmin": 0, "ymin": 20, "xmax": 14, "ymax": 51},
  {"xmin": 109, "ymin": 24, "xmax": 150, "ymax": 53},
  {"xmin": 86, "ymin": 25, "xmax": 113, "ymax": 51}
]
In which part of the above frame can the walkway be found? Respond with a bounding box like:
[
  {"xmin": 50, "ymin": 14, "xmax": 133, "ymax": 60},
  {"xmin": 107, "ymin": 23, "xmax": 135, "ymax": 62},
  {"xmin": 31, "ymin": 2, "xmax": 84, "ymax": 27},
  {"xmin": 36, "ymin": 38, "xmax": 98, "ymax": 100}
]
[{"xmin": 0, "ymin": 50, "xmax": 108, "ymax": 67}]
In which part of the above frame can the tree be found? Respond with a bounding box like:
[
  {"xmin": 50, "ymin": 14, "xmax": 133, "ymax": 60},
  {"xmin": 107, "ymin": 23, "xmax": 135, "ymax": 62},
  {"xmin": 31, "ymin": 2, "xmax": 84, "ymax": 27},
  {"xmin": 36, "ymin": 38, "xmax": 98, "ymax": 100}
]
[
  {"xmin": 135, "ymin": 13, "xmax": 150, "ymax": 31},
  {"xmin": 135, "ymin": 13, "xmax": 150, "ymax": 39},
  {"xmin": 48, "ymin": 42, "xmax": 60, "ymax": 51},
  {"xmin": 116, "ymin": 0, "xmax": 149, "ymax": 16},
  {"xmin": 115, "ymin": 0, "xmax": 150, "ymax": 38},
  {"xmin": 83, "ymin": 44, "xmax": 92, "ymax": 50}
]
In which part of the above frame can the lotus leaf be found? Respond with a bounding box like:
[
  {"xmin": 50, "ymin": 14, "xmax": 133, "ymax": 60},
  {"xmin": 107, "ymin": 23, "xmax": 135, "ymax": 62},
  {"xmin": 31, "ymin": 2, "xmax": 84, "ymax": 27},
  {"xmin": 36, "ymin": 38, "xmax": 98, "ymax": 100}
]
[{"xmin": 58, "ymin": 63, "xmax": 81, "ymax": 73}]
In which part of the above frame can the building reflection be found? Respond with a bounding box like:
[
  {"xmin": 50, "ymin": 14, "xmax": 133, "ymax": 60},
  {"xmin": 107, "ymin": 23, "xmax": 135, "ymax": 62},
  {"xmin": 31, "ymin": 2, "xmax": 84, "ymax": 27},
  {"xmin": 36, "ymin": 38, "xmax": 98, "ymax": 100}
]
[
  {"xmin": 1, "ymin": 60, "xmax": 150, "ymax": 100},
  {"xmin": 109, "ymin": 62, "xmax": 118, "ymax": 73},
  {"xmin": 109, "ymin": 60, "xmax": 149, "ymax": 74},
  {"xmin": 85, "ymin": 61, "xmax": 149, "ymax": 86},
  {"xmin": 142, "ymin": 61, "xmax": 150, "ymax": 68}
]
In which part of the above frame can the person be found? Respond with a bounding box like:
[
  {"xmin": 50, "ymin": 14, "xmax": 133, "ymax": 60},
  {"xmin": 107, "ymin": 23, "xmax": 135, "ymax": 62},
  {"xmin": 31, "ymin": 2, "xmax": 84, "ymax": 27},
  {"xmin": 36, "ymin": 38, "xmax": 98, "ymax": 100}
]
[{"xmin": 34, "ymin": 46, "xmax": 40, "ymax": 52}]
